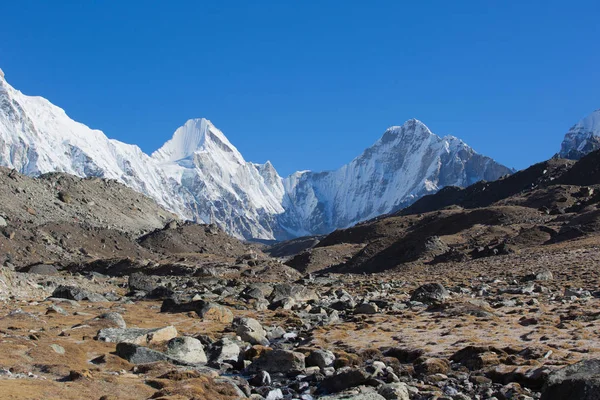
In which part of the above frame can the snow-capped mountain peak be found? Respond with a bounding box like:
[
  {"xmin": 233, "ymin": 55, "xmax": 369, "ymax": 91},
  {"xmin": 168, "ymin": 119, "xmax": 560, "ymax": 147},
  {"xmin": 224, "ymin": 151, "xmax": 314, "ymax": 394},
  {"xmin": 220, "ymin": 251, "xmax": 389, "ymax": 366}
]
[
  {"xmin": 152, "ymin": 118, "xmax": 243, "ymax": 164},
  {"xmin": 558, "ymin": 109, "xmax": 600, "ymax": 160},
  {"xmin": 0, "ymin": 70, "xmax": 513, "ymax": 240}
]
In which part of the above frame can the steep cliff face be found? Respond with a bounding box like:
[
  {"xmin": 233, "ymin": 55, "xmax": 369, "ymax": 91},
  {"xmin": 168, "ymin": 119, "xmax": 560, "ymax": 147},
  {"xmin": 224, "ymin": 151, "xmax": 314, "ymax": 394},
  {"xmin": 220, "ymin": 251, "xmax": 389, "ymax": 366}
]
[
  {"xmin": 558, "ymin": 110, "xmax": 600, "ymax": 160},
  {"xmin": 0, "ymin": 71, "xmax": 512, "ymax": 239}
]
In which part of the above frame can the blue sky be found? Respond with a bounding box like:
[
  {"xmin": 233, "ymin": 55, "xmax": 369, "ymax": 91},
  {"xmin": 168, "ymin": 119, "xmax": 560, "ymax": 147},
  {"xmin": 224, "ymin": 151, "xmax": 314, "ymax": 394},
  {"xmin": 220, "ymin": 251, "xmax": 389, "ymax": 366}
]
[{"xmin": 1, "ymin": 1, "xmax": 599, "ymax": 176}]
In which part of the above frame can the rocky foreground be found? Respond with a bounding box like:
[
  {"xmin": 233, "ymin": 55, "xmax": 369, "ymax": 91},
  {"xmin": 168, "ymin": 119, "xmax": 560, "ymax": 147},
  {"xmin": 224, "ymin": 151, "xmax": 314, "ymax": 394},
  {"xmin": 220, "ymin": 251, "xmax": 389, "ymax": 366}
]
[
  {"xmin": 0, "ymin": 236, "xmax": 599, "ymax": 400},
  {"xmin": 2, "ymin": 150, "xmax": 600, "ymax": 399}
]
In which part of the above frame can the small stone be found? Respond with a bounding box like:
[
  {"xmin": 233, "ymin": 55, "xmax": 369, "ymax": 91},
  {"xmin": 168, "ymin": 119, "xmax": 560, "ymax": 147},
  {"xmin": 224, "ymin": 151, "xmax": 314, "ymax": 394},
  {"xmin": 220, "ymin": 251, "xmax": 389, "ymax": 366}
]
[{"xmin": 50, "ymin": 344, "xmax": 65, "ymax": 355}]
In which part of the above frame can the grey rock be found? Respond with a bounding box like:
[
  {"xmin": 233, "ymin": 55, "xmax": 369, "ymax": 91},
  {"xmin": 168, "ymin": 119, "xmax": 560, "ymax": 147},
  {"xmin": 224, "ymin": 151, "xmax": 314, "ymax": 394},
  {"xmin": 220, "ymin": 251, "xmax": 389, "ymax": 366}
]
[
  {"xmin": 165, "ymin": 336, "xmax": 207, "ymax": 364},
  {"xmin": 0, "ymin": 216, "xmax": 6, "ymax": 227},
  {"xmin": 247, "ymin": 349, "xmax": 305, "ymax": 374},
  {"xmin": 266, "ymin": 326, "xmax": 286, "ymax": 341},
  {"xmin": 51, "ymin": 285, "xmax": 107, "ymax": 302},
  {"xmin": 116, "ymin": 343, "xmax": 171, "ymax": 364},
  {"xmin": 378, "ymin": 382, "xmax": 410, "ymax": 400},
  {"xmin": 541, "ymin": 359, "xmax": 600, "ymax": 400},
  {"xmin": 50, "ymin": 344, "xmax": 65, "ymax": 355},
  {"xmin": 265, "ymin": 389, "xmax": 284, "ymax": 400},
  {"xmin": 128, "ymin": 272, "xmax": 161, "ymax": 292},
  {"xmin": 208, "ymin": 337, "xmax": 241, "ymax": 364},
  {"xmin": 269, "ymin": 283, "xmax": 318, "ymax": 303},
  {"xmin": 94, "ymin": 312, "xmax": 126, "ymax": 328},
  {"xmin": 317, "ymin": 367, "xmax": 370, "ymax": 394},
  {"xmin": 354, "ymin": 302, "xmax": 378, "ymax": 315},
  {"xmin": 46, "ymin": 304, "xmax": 68, "ymax": 315},
  {"xmin": 234, "ymin": 317, "xmax": 269, "ymax": 345},
  {"xmin": 96, "ymin": 326, "xmax": 177, "ymax": 345},
  {"xmin": 410, "ymin": 283, "xmax": 450, "ymax": 304},
  {"xmin": 306, "ymin": 349, "xmax": 336, "ymax": 369},
  {"xmin": 24, "ymin": 264, "xmax": 59, "ymax": 275}
]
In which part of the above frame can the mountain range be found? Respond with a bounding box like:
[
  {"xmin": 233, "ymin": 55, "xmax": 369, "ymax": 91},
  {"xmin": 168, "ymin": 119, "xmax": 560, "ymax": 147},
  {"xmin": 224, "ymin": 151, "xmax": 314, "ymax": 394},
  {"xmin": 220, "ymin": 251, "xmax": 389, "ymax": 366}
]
[{"xmin": 1, "ymin": 67, "xmax": 595, "ymax": 240}]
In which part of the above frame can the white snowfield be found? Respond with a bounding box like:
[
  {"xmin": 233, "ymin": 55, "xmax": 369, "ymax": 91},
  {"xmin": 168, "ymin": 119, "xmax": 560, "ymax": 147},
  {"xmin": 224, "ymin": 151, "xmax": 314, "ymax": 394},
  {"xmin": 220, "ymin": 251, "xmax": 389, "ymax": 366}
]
[{"xmin": 0, "ymin": 71, "xmax": 511, "ymax": 240}]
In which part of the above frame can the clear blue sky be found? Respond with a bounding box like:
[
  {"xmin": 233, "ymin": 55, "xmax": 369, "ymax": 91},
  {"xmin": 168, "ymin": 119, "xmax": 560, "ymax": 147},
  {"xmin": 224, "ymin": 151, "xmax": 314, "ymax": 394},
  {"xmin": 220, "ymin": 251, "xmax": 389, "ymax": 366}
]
[{"xmin": 1, "ymin": 1, "xmax": 599, "ymax": 176}]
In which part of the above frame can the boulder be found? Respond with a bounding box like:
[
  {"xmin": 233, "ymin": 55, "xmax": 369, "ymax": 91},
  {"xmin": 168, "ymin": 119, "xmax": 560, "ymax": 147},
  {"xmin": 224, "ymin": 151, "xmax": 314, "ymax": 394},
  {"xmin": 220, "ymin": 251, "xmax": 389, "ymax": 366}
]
[
  {"xmin": 116, "ymin": 343, "xmax": 171, "ymax": 364},
  {"xmin": 96, "ymin": 326, "xmax": 177, "ymax": 345},
  {"xmin": 268, "ymin": 283, "xmax": 318, "ymax": 304},
  {"xmin": 93, "ymin": 312, "xmax": 127, "ymax": 328},
  {"xmin": 410, "ymin": 283, "xmax": 450, "ymax": 304},
  {"xmin": 51, "ymin": 285, "xmax": 107, "ymax": 302},
  {"xmin": 247, "ymin": 349, "xmax": 305, "ymax": 374},
  {"xmin": 128, "ymin": 272, "xmax": 162, "ymax": 292},
  {"xmin": 354, "ymin": 302, "xmax": 378, "ymax": 315},
  {"xmin": 165, "ymin": 336, "xmax": 207, "ymax": 364},
  {"xmin": 233, "ymin": 317, "xmax": 269, "ymax": 346},
  {"xmin": 306, "ymin": 349, "xmax": 336, "ymax": 369},
  {"xmin": 541, "ymin": 359, "xmax": 600, "ymax": 400},
  {"xmin": 207, "ymin": 337, "xmax": 242, "ymax": 364},
  {"xmin": 317, "ymin": 367, "xmax": 370, "ymax": 394},
  {"xmin": 378, "ymin": 382, "xmax": 410, "ymax": 400},
  {"xmin": 24, "ymin": 264, "xmax": 59, "ymax": 275}
]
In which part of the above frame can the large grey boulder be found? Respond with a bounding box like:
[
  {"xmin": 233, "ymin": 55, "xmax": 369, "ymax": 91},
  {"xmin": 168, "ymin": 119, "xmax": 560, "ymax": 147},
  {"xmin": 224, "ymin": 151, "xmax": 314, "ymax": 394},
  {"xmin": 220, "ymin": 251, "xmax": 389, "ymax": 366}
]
[
  {"xmin": 165, "ymin": 336, "xmax": 207, "ymax": 364},
  {"xmin": 541, "ymin": 359, "xmax": 600, "ymax": 400},
  {"xmin": 116, "ymin": 343, "xmax": 171, "ymax": 364}
]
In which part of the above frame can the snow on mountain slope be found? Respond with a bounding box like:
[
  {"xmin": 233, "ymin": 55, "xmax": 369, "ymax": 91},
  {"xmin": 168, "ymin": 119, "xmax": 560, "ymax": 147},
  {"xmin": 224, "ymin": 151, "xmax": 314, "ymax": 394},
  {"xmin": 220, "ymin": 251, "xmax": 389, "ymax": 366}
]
[
  {"xmin": 0, "ymin": 69, "xmax": 177, "ymax": 211},
  {"xmin": 558, "ymin": 109, "xmax": 600, "ymax": 160},
  {"xmin": 279, "ymin": 119, "xmax": 513, "ymax": 236},
  {"xmin": 0, "ymin": 70, "xmax": 513, "ymax": 240},
  {"xmin": 0, "ymin": 71, "xmax": 283, "ymax": 238},
  {"xmin": 151, "ymin": 118, "xmax": 285, "ymax": 239}
]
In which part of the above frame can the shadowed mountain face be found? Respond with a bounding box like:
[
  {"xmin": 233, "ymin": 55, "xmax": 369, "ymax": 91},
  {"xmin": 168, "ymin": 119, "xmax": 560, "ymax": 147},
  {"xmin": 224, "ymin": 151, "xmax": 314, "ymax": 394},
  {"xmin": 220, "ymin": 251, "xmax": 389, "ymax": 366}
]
[
  {"xmin": 0, "ymin": 71, "xmax": 511, "ymax": 240},
  {"xmin": 282, "ymin": 148, "xmax": 600, "ymax": 275}
]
